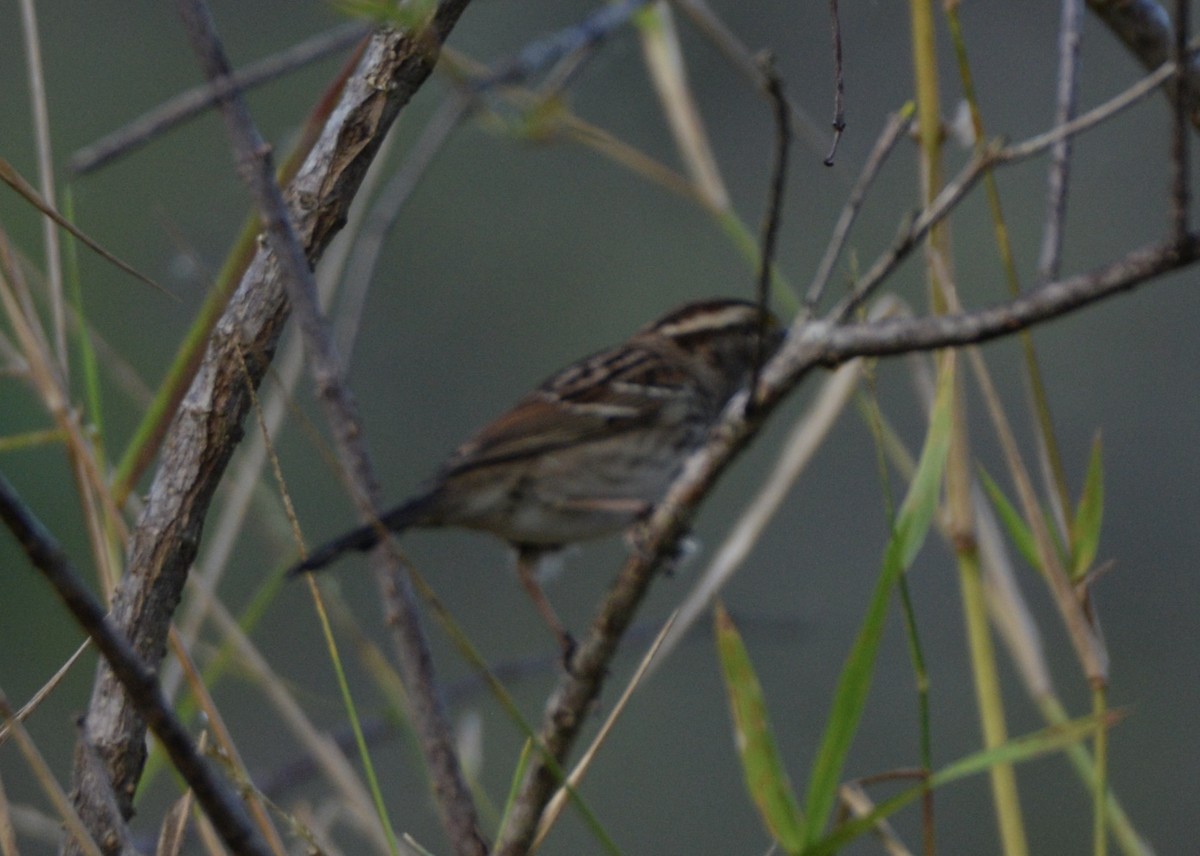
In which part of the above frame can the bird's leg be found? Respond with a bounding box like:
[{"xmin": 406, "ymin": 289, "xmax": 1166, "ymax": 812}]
[{"xmin": 515, "ymin": 546, "xmax": 576, "ymax": 668}]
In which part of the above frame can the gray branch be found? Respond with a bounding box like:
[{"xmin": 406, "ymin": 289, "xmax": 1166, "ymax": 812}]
[
  {"xmin": 174, "ymin": 0, "xmax": 485, "ymax": 851},
  {"xmin": 63, "ymin": 8, "xmax": 473, "ymax": 855}
]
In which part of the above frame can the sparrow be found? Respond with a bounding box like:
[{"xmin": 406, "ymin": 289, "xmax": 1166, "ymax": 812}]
[{"xmin": 290, "ymin": 298, "xmax": 784, "ymax": 656}]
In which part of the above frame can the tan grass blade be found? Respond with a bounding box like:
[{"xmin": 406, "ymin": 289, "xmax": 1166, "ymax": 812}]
[
  {"xmin": 531, "ymin": 612, "xmax": 677, "ymax": 852},
  {"xmin": 0, "ymin": 693, "xmax": 103, "ymax": 856},
  {"xmin": 0, "ymin": 767, "xmax": 19, "ymax": 856},
  {"xmin": 0, "ymin": 157, "xmax": 172, "ymax": 298},
  {"xmin": 0, "ymin": 640, "xmax": 90, "ymax": 745},
  {"xmin": 636, "ymin": 4, "xmax": 729, "ymax": 211},
  {"xmin": 154, "ymin": 775, "xmax": 196, "ymax": 856}
]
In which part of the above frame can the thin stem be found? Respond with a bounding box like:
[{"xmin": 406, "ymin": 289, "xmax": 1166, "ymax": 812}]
[
  {"xmin": 1171, "ymin": 0, "xmax": 1191, "ymax": 241},
  {"xmin": 68, "ymin": 21, "xmax": 371, "ymax": 175},
  {"xmin": 805, "ymin": 107, "xmax": 913, "ymax": 312},
  {"xmin": 825, "ymin": 0, "xmax": 846, "ymax": 166},
  {"xmin": 958, "ymin": 550, "xmax": 1027, "ymax": 856},
  {"xmin": 752, "ymin": 56, "xmax": 791, "ymax": 401},
  {"xmin": 1038, "ymin": 0, "xmax": 1084, "ymax": 285},
  {"xmin": 1092, "ymin": 685, "xmax": 1110, "ymax": 856},
  {"xmin": 18, "ymin": 0, "xmax": 65, "ymax": 371}
]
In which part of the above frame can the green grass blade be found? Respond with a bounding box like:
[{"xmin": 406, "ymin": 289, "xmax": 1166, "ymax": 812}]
[
  {"xmin": 805, "ymin": 712, "xmax": 1107, "ymax": 855},
  {"xmin": 61, "ymin": 187, "xmax": 105, "ymax": 454},
  {"xmin": 714, "ymin": 602, "xmax": 805, "ymax": 852},
  {"xmin": 802, "ymin": 353, "xmax": 955, "ymax": 844},
  {"xmin": 1071, "ymin": 432, "xmax": 1104, "ymax": 579},
  {"xmin": 305, "ymin": 579, "xmax": 400, "ymax": 855},
  {"xmin": 979, "ymin": 467, "xmax": 1039, "ymax": 570}
]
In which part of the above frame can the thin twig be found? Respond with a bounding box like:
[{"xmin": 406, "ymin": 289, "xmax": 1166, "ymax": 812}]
[
  {"xmin": 1171, "ymin": 0, "xmax": 1191, "ymax": 240},
  {"xmin": 174, "ymin": 2, "xmax": 486, "ymax": 854},
  {"xmin": 0, "ymin": 472, "xmax": 272, "ymax": 856},
  {"xmin": 473, "ymin": 0, "xmax": 652, "ymax": 89},
  {"xmin": 815, "ymin": 238, "xmax": 1197, "ymax": 362},
  {"xmin": 671, "ymin": 0, "xmax": 831, "ymax": 161},
  {"xmin": 806, "ymin": 108, "xmax": 913, "ymax": 311},
  {"xmin": 751, "ymin": 55, "xmax": 790, "ymax": 404},
  {"xmin": 68, "ymin": 21, "xmax": 371, "ymax": 175},
  {"xmin": 824, "ymin": 0, "xmax": 846, "ymax": 166},
  {"xmin": 1037, "ymin": 0, "xmax": 1084, "ymax": 284},
  {"xmin": 1087, "ymin": 0, "xmax": 1200, "ymax": 125}
]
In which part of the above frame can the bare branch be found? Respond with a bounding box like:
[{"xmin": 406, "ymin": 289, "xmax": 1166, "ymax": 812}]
[
  {"xmin": 0, "ymin": 471, "xmax": 272, "ymax": 856},
  {"xmin": 824, "ymin": 0, "xmax": 846, "ymax": 166},
  {"xmin": 805, "ymin": 108, "xmax": 912, "ymax": 311},
  {"xmin": 174, "ymin": 2, "xmax": 484, "ymax": 854},
  {"xmin": 64, "ymin": 8, "xmax": 475, "ymax": 855},
  {"xmin": 751, "ymin": 55, "xmax": 789, "ymax": 401},
  {"xmin": 1088, "ymin": 0, "xmax": 1200, "ymax": 124},
  {"xmin": 68, "ymin": 21, "xmax": 371, "ymax": 176},
  {"xmin": 1038, "ymin": 0, "xmax": 1084, "ymax": 284},
  {"xmin": 1171, "ymin": 0, "xmax": 1191, "ymax": 239}
]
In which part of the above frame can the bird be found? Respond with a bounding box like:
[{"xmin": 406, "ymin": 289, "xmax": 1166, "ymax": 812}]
[{"xmin": 289, "ymin": 298, "xmax": 784, "ymax": 658}]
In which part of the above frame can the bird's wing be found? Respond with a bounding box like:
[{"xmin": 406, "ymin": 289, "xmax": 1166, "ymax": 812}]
[{"xmin": 441, "ymin": 342, "xmax": 697, "ymax": 475}]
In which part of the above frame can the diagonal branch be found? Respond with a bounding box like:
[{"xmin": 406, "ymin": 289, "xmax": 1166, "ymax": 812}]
[
  {"xmin": 0, "ymin": 471, "xmax": 272, "ymax": 856},
  {"xmin": 174, "ymin": 1, "xmax": 485, "ymax": 852},
  {"xmin": 63, "ymin": 7, "xmax": 474, "ymax": 855}
]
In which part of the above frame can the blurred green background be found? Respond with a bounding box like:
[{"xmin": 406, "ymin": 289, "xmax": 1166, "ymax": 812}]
[{"xmin": 1, "ymin": 2, "xmax": 1197, "ymax": 853}]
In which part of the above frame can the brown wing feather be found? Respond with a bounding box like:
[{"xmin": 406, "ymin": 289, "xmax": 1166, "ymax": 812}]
[{"xmin": 441, "ymin": 341, "xmax": 696, "ymax": 477}]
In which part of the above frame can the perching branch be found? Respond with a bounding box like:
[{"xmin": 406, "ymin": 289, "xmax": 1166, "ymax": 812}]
[{"xmin": 494, "ymin": 232, "xmax": 1199, "ymax": 856}]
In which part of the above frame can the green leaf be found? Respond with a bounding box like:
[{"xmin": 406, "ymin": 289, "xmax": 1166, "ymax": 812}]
[
  {"xmin": 978, "ymin": 467, "xmax": 1039, "ymax": 570},
  {"xmin": 1070, "ymin": 433, "xmax": 1104, "ymax": 579},
  {"xmin": 803, "ymin": 352, "xmax": 956, "ymax": 844},
  {"xmin": 714, "ymin": 602, "xmax": 805, "ymax": 853},
  {"xmin": 804, "ymin": 711, "xmax": 1110, "ymax": 855}
]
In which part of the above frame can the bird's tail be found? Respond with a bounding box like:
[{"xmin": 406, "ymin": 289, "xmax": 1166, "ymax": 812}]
[{"xmin": 287, "ymin": 494, "xmax": 433, "ymax": 576}]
